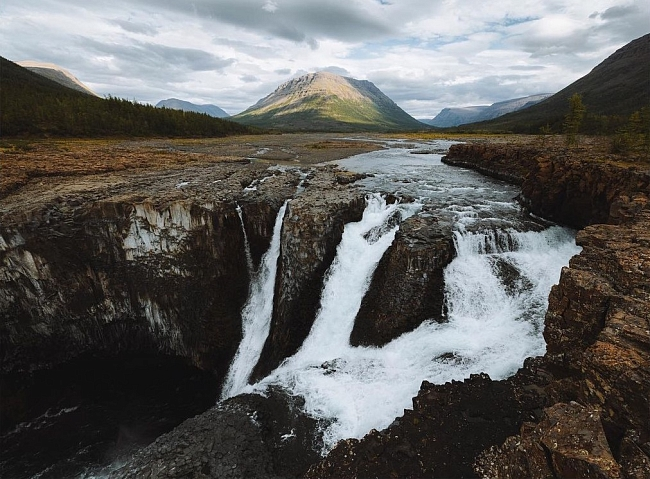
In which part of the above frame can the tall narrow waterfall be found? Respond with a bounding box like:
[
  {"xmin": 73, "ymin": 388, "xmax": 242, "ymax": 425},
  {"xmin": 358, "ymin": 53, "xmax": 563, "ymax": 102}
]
[
  {"xmin": 220, "ymin": 200, "xmax": 289, "ymax": 400},
  {"xmin": 235, "ymin": 203, "xmax": 254, "ymax": 275}
]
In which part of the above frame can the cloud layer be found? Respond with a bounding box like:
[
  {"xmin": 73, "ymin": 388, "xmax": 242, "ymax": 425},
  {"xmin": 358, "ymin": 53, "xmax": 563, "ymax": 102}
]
[{"xmin": 1, "ymin": 0, "xmax": 647, "ymax": 117}]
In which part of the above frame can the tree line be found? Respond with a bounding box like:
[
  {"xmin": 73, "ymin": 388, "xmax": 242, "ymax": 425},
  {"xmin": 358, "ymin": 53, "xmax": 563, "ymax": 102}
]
[{"xmin": 0, "ymin": 57, "xmax": 256, "ymax": 138}]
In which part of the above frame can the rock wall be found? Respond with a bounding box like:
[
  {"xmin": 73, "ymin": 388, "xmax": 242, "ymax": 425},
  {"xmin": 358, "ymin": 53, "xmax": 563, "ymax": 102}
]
[
  {"xmin": 350, "ymin": 211, "xmax": 455, "ymax": 347},
  {"xmin": 443, "ymin": 143, "xmax": 650, "ymax": 228},
  {"xmin": 0, "ymin": 200, "xmax": 254, "ymax": 377}
]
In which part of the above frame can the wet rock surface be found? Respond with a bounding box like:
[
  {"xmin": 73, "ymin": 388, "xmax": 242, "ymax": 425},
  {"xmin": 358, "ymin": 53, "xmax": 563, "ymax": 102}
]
[
  {"xmin": 475, "ymin": 402, "xmax": 623, "ymax": 479},
  {"xmin": 302, "ymin": 143, "xmax": 650, "ymax": 479},
  {"xmin": 350, "ymin": 211, "xmax": 455, "ymax": 346},
  {"xmin": 110, "ymin": 389, "xmax": 324, "ymax": 479},
  {"xmin": 0, "ymin": 139, "xmax": 379, "ymax": 477},
  {"xmin": 306, "ymin": 364, "xmax": 550, "ymax": 479}
]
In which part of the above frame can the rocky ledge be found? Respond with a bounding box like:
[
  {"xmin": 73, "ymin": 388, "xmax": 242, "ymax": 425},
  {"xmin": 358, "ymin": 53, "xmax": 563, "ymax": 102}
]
[{"xmin": 308, "ymin": 143, "xmax": 648, "ymax": 478}]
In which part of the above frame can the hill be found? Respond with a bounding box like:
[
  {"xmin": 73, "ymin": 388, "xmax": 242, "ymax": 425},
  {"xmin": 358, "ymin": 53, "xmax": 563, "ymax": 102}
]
[
  {"xmin": 462, "ymin": 33, "xmax": 650, "ymax": 133},
  {"xmin": 423, "ymin": 94, "xmax": 551, "ymax": 127},
  {"xmin": 0, "ymin": 57, "xmax": 255, "ymax": 138},
  {"xmin": 156, "ymin": 98, "xmax": 229, "ymax": 118},
  {"xmin": 232, "ymin": 72, "xmax": 426, "ymax": 132},
  {"xmin": 17, "ymin": 61, "xmax": 99, "ymax": 96}
]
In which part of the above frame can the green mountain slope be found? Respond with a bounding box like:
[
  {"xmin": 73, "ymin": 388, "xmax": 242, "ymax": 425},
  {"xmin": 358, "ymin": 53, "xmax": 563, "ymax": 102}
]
[
  {"xmin": 232, "ymin": 72, "xmax": 426, "ymax": 132},
  {"xmin": 0, "ymin": 57, "xmax": 255, "ymax": 138},
  {"xmin": 462, "ymin": 33, "xmax": 650, "ymax": 133}
]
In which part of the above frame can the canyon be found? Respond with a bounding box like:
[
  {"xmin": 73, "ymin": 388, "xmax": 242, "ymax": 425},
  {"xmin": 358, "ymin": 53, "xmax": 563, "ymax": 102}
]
[{"xmin": 1, "ymin": 135, "xmax": 648, "ymax": 478}]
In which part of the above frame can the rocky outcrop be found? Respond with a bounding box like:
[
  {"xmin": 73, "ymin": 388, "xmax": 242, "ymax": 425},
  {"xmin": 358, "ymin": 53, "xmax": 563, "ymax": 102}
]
[
  {"xmin": 310, "ymin": 144, "xmax": 649, "ymax": 478},
  {"xmin": 441, "ymin": 143, "xmax": 538, "ymax": 185},
  {"xmin": 251, "ymin": 167, "xmax": 366, "ymax": 380},
  {"xmin": 475, "ymin": 402, "xmax": 624, "ymax": 479},
  {"xmin": 0, "ymin": 164, "xmax": 369, "ymax": 434},
  {"xmin": 443, "ymin": 143, "xmax": 650, "ymax": 228},
  {"xmin": 350, "ymin": 211, "xmax": 455, "ymax": 347},
  {"xmin": 0, "ymin": 200, "xmax": 252, "ymax": 377},
  {"xmin": 110, "ymin": 389, "xmax": 324, "ymax": 479},
  {"xmin": 306, "ymin": 363, "xmax": 551, "ymax": 479}
]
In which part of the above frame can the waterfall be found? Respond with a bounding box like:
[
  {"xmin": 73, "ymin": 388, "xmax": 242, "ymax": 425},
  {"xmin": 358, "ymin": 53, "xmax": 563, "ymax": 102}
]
[
  {"xmin": 250, "ymin": 219, "xmax": 579, "ymax": 452},
  {"xmin": 235, "ymin": 203, "xmax": 254, "ymax": 275},
  {"xmin": 292, "ymin": 194, "xmax": 419, "ymax": 362},
  {"xmin": 220, "ymin": 200, "xmax": 289, "ymax": 400}
]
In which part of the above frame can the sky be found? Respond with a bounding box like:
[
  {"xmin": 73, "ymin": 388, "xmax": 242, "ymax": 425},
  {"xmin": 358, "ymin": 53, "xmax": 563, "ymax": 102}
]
[{"xmin": 1, "ymin": 0, "xmax": 648, "ymax": 118}]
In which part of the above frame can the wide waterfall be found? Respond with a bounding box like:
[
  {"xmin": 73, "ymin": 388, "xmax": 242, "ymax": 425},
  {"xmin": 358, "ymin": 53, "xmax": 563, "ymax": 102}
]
[{"xmin": 224, "ymin": 142, "xmax": 581, "ymax": 452}]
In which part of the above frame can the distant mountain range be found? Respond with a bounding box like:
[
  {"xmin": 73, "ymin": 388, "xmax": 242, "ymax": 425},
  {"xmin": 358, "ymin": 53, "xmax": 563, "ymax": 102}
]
[
  {"xmin": 17, "ymin": 61, "xmax": 99, "ymax": 97},
  {"xmin": 423, "ymin": 94, "xmax": 552, "ymax": 128},
  {"xmin": 232, "ymin": 71, "xmax": 426, "ymax": 132},
  {"xmin": 465, "ymin": 33, "xmax": 650, "ymax": 133},
  {"xmin": 155, "ymin": 98, "xmax": 229, "ymax": 118}
]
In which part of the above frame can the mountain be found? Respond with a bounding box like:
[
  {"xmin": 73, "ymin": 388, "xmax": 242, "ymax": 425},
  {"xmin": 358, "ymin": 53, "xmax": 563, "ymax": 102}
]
[
  {"xmin": 232, "ymin": 71, "xmax": 426, "ymax": 132},
  {"xmin": 463, "ymin": 33, "xmax": 650, "ymax": 133},
  {"xmin": 423, "ymin": 94, "xmax": 551, "ymax": 127},
  {"xmin": 17, "ymin": 61, "xmax": 98, "ymax": 96},
  {"xmin": 0, "ymin": 57, "xmax": 255, "ymax": 138},
  {"xmin": 156, "ymin": 98, "xmax": 229, "ymax": 118}
]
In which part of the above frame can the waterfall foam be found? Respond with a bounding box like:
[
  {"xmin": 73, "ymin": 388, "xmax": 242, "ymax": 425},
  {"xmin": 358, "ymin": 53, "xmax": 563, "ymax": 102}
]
[{"xmin": 220, "ymin": 200, "xmax": 289, "ymax": 400}]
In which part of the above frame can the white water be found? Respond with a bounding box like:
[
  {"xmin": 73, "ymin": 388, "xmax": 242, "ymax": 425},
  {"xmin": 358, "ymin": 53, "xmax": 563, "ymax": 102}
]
[
  {"xmin": 225, "ymin": 141, "xmax": 581, "ymax": 452},
  {"xmin": 220, "ymin": 200, "xmax": 289, "ymax": 400},
  {"xmin": 235, "ymin": 203, "xmax": 254, "ymax": 275}
]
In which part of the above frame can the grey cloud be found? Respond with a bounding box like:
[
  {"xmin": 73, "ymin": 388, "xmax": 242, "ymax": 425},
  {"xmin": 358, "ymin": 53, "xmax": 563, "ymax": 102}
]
[
  {"xmin": 104, "ymin": 0, "xmax": 394, "ymax": 46},
  {"xmin": 509, "ymin": 65, "xmax": 545, "ymax": 71},
  {"xmin": 319, "ymin": 66, "xmax": 351, "ymax": 76},
  {"xmin": 110, "ymin": 19, "xmax": 158, "ymax": 36},
  {"xmin": 240, "ymin": 74, "xmax": 259, "ymax": 82},
  {"xmin": 80, "ymin": 38, "xmax": 235, "ymax": 74},
  {"xmin": 274, "ymin": 68, "xmax": 292, "ymax": 75},
  {"xmin": 599, "ymin": 5, "xmax": 640, "ymax": 20},
  {"xmin": 212, "ymin": 37, "xmax": 276, "ymax": 58}
]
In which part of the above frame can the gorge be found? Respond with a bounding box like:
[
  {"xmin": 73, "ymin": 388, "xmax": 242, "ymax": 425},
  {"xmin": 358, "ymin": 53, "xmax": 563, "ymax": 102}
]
[{"xmin": 1, "ymin": 136, "xmax": 648, "ymax": 478}]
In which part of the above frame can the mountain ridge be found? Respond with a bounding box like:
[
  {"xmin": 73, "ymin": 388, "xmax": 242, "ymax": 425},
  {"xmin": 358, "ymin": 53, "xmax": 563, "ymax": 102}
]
[
  {"xmin": 232, "ymin": 71, "xmax": 426, "ymax": 132},
  {"xmin": 461, "ymin": 33, "xmax": 650, "ymax": 132},
  {"xmin": 424, "ymin": 94, "xmax": 552, "ymax": 128},
  {"xmin": 156, "ymin": 98, "xmax": 229, "ymax": 118}
]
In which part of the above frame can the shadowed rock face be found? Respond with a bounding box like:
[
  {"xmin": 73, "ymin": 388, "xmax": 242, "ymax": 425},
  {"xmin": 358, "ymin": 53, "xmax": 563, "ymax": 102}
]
[
  {"xmin": 109, "ymin": 389, "xmax": 325, "ymax": 479},
  {"xmin": 350, "ymin": 212, "xmax": 455, "ymax": 347}
]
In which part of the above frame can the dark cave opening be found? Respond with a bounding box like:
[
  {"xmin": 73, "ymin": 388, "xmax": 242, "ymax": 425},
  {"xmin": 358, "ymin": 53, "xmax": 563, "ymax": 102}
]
[{"xmin": 1, "ymin": 352, "xmax": 219, "ymax": 478}]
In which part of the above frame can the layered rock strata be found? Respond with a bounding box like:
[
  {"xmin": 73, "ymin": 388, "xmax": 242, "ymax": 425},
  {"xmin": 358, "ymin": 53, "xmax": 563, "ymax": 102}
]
[{"xmin": 0, "ymin": 163, "xmax": 369, "ymax": 433}]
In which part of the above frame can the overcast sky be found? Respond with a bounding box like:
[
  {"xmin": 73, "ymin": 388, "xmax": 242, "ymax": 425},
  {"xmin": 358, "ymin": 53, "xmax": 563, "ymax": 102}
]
[{"xmin": 1, "ymin": 0, "xmax": 647, "ymax": 117}]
